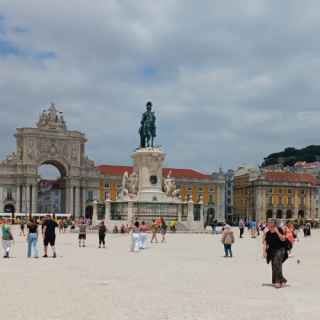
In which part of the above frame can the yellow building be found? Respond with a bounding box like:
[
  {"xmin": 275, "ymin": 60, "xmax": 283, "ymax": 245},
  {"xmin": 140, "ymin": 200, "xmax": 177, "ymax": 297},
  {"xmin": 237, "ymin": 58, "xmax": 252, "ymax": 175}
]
[
  {"xmin": 96, "ymin": 165, "xmax": 225, "ymax": 222},
  {"xmin": 233, "ymin": 169, "xmax": 318, "ymax": 222}
]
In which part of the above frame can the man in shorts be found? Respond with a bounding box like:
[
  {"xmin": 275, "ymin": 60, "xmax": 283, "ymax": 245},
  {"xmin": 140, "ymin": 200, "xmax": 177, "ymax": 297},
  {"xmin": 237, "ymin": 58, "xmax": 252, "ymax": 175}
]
[
  {"xmin": 42, "ymin": 215, "xmax": 58, "ymax": 258},
  {"xmin": 78, "ymin": 218, "xmax": 87, "ymax": 247}
]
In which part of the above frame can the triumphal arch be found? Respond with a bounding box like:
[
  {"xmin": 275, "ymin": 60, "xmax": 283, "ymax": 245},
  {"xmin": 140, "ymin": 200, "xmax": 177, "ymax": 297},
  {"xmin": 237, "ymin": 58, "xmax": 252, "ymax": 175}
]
[{"xmin": 0, "ymin": 103, "xmax": 99, "ymax": 217}]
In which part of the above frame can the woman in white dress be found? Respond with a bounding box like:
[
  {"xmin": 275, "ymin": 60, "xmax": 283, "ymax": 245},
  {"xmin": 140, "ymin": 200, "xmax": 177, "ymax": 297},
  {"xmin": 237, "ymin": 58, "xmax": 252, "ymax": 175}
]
[{"xmin": 130, "ymin": 221, "xmax": 140, "ymax": 252}]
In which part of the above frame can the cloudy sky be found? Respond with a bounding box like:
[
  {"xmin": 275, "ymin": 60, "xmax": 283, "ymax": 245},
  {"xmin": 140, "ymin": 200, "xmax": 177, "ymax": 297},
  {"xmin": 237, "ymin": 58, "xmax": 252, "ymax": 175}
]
[{"xmin": 1, "ymin": 1, "xmax": 320, "ymax": 174}]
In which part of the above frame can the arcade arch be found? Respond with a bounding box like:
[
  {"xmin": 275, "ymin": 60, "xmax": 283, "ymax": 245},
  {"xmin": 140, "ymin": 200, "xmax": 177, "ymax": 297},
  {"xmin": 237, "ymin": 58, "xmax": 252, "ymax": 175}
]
[
  {"xmin": 0, "ymin": 103, "xmax": 99, "ymax": 217},
  {"xmin": 37, "ymin": 162, "xmax": 66, "ymax": 214}
]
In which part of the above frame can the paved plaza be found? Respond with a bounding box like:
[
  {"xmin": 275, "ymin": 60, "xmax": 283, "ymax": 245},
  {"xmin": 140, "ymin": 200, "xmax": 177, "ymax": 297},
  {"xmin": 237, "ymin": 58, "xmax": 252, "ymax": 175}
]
[{"xmin": 1, "ymin": 227, "xmax": 320, "ymax": 320}]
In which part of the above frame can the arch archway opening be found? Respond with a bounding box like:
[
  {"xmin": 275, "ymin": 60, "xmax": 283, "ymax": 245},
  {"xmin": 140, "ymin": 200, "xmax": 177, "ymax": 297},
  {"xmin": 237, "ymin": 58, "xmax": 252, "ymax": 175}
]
[
  {"xmin": 286, "ymin": 210, "xmax": 293, "ymax": 220},
  {"xmin": 276, "ymin": 210, "xmax": 282, "ymax": 219},
  {"xmin": 205, "ymin": 207, "xmax": 215, "ymax": 226},
  {"xmin": 298, "ymin": 210, "xmax": 305, "ymax": 219},
  {"xmin": 85, "ymin": 206, "xmax": 93, "ymax": 220},
  {"xmin": 4, "ymin": 203, "xmax": 15, "ymax": 214},
  {"xmin": 266, "ymin": 210, "xmax": 273, "ymax": 220},
  {"xmin": 37, "ymin": 162, "xmax": 66, "ymax": 214}
]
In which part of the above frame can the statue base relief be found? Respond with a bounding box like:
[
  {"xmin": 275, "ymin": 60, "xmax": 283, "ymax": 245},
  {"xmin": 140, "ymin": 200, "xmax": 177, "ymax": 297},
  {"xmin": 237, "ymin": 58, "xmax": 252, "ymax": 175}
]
[{"xmin": 131, "ymin": 147, "xmax": 168, "ymax": 202}]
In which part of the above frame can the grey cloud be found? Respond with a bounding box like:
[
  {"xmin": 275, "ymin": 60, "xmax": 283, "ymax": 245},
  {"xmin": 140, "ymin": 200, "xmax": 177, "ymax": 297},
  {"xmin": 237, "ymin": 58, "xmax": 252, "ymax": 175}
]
[{"xmin": 1, "ymin": 0, "xmax": 320, "ymax": 172}]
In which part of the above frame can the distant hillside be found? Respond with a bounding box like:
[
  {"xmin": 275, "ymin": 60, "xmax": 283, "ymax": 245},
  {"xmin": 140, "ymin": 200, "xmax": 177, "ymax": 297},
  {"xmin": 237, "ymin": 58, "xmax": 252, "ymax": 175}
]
[{"xmin": 262, "ymin": 145, "xmax": 320, "ymax": 167}]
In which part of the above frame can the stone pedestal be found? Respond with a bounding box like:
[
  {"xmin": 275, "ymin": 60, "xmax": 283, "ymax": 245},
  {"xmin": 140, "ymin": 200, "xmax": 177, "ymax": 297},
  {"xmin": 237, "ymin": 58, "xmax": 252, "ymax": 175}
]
[{"xmin": 132, "ymin": 147, "xmax": 167, "ymax": 202}]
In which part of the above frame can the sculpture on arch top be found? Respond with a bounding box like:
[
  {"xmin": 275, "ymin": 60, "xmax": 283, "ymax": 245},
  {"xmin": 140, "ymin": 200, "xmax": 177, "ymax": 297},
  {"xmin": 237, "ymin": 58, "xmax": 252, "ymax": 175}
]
[{"xmin": 37, "ymin": 103, "xmax": 67, "ymax": 130}]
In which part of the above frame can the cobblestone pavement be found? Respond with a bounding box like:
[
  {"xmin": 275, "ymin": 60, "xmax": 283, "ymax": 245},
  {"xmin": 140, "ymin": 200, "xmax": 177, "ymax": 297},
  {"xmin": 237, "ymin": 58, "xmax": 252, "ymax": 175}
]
[{"xmin": 1, "ymin": 227, "xmax": 319, "ymax": 320}]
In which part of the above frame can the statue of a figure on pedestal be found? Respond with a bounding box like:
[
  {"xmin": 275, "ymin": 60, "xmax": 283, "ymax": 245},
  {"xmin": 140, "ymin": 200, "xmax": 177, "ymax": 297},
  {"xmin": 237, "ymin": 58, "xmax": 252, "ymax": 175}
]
[{"xmin": 139, "ymin": 101, "xmax": 156, "ymax": 148}]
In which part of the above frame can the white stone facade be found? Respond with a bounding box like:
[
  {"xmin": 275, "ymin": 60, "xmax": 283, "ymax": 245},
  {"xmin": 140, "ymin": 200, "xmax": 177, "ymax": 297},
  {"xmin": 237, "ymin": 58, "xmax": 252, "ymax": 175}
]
[{"xmin": 0, "ymin": 104, "xmax": 99, "ymax": 217}]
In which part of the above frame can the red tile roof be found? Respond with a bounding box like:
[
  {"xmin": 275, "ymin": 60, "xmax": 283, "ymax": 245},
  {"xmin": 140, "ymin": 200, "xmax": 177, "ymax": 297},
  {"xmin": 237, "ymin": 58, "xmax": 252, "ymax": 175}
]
[
  {"xmin": 96, "ymin": 165, "xmax": 212, "ymax": 180},
  {"xmin": 264, "ymin": 171, "xmax": 317, "ymax": 185}
]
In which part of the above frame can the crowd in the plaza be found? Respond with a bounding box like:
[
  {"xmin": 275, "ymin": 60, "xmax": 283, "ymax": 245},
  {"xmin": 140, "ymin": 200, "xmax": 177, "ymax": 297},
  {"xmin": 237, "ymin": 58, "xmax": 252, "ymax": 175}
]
[
  {"xmin": 0, "ymin": 215, "xmax": 173, "ymax": 259},
  {"xmin": 0, "ymin": 214, "xmax": 314, "ymax": 289}
]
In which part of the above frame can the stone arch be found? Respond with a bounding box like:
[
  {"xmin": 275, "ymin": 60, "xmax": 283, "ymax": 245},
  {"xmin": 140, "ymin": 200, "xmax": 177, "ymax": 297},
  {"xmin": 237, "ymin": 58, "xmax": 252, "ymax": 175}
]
[
  {"xmin": 286, "ymin": 210, "xmax": 293, "ymax": 220},
  {"xmin": 206, "ymin": 207, "xmax": 215, "ymax": 226},
  {"xmin": 298, "ymin": 210, "xmax": 305, "ymax": 219},
  {"xmin": 85, "ymin": 205, "xmax": 93, "ymax": 220},
  {"xmin": 38, "ymin": 158, "xmax": 69, "ymax": 178},
  {"xmin": 276, "ymin": 209, "xmax": 282, "ymax": 219},
  {"xmin": 266, "ymin": 209, "xmax": 273, "ymax": 220},
  {"xmin": 0, "ymin": 103, "xmax": 99, "ymax": 218},
  {"xmin": 4, "ymin": 203, "xmax": 15, "ymax": 213}
]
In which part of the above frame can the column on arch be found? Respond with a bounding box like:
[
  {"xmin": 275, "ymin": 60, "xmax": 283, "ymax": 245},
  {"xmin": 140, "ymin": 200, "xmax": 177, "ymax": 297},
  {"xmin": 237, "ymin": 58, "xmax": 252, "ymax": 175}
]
[
  {"xmin": 16, "ymin": 185, "xmax": 21, "ymax": 213},
  {"xmin": 75, "ymin": 186, "xmax": 80, "ymax": 218},
  {"xmin": 31, "ymin": 183, "xmax": 38, "ymax": 213}
]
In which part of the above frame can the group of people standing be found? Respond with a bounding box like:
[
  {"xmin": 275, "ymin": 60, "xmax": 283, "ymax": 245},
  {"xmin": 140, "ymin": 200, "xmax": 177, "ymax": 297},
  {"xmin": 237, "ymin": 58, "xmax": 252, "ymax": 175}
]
[
  {"xmin": 220, "ymin": 218, "xmax": 302, "ymax": 289},
  {"xmin": 130, "ymin": 217, "xmax": 168, "ymax": 252},
  {"xmin": 1, "ymin": 215, "xmax": 58, "ymax": 259}
]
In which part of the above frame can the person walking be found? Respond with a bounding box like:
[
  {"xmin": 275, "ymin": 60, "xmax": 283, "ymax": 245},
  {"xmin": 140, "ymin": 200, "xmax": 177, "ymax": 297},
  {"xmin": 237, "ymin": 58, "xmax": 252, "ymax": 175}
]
[
  {"xmin": 170, "ymin": 219, "xmax": 177, "ymax": 232},
  {"xmin": 98, "ymin": 221, "xmax": 107, "ymax": 248},
  {"xmin": 263, "ymin": 220, "xmax": 289, "ymax": 288},
  {"xmin": 27, "ymin": 218, "xmax": 39, "ymax": 258},
  {"xmin": 20, "ymin": 220, "xmax": 26, "ymax": 236},
  {"xmin": 2, "ymin": 219, "xmax": 14, "ymax": 258},
  {"xmin": 159, "ymin": 217, "xmax": 167, "ymax": 243},
  {"xmin": 221, "ymin": 225, "xmax": 235, "ymax": 257},
  {"xmin": 250, "ymin": 219, "xmax": 257, "ymax": 238},
  {"xmin": 239, "ymin": 219, "xmax": 245, "ymax": 238},
  {"xmin": 139, "ymin": 221, "xmax": 148, "ymax": 249},
  {"xmin": 130, "ymin": 221, "xmax": 140, "ymax": 252},
  {"xmin": 150, "ymin": 219, "xmax": 159, "ymax": 243},
  {"xmin": 78, "ymin": 218, "xmax": 87, "ymax": 248},
  {"xmin": 42, "ymin": 215, "xmax": 58, "ymax": 258}
]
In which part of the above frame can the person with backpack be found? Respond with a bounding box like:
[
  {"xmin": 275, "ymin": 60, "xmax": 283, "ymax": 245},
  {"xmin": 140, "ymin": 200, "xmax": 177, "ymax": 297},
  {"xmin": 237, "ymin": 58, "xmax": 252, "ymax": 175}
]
[
  {"xmin": 221, "ymin": 224, "xmax": 235, "ymax": 257},
  {"xmin": 2, "ymin": 219, "xmax": 14, "ymax": 258}
]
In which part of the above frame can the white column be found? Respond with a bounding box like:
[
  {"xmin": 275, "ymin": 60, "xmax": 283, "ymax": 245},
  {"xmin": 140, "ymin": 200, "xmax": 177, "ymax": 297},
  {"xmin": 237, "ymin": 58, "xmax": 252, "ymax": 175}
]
[
  {"xmin": 82, "ymin": 188, "xmax": 86, "ymax": 217},
  {"xmin": 128, "ymin": 200, "xmax": 134, "ymax": 224},
  {"xmin": 187, "ymin": 198, "xmax": 194, "ymax": 224},
  {"xmin": 199, "ymin": 197, "xmax": 204, "ymax": 228},
  {"xmin": 92, "ymin": 200, "xmax": 98, "ymax": 225},
  {"xmin": 26, "ymin": 185, "xmax": 30, "ymax": 213},
  {"xmin": 178, "ymin": 204, "xmax": 182, "ymax": 222},
  {"xmin": 69, "ymin": 187, "xmax": 74, "ymax": 216},
  {"xmin": 16, "ymin": 185, "xmax": 21, "ymax": 213},
  {"xmin": 75, "ymin": 187, "xmax": 80, "ymax": 218},
  {"xmin": 105, "ymin": 199, "xmax": 111, "ymax": 222},
  {"xmin": 32, "ymin": 184, "xmax": 38, "ymax": 213}
]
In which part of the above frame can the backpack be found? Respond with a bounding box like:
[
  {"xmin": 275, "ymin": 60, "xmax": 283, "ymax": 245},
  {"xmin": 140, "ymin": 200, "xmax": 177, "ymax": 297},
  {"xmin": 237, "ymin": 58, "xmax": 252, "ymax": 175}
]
[{"xmin": 224, "ymin": 233, "xmax": 233, "ymax": 245}]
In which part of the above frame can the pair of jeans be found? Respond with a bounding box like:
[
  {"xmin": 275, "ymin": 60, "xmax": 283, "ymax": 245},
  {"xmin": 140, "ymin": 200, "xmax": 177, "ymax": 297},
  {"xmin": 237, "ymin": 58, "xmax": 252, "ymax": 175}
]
[
  {"xmin": 224, "ymin": 244, "xmax": 232, "ymax": 257},
  {"xmin": 27, "ymin": 233, "xmax": 39, "ymax": 258}
]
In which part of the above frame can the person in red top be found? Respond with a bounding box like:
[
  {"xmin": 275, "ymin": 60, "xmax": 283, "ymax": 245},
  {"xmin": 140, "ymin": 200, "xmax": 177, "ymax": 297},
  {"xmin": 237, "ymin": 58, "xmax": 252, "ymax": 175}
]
[
  {"xmin": 283, "ymin": 223, "xmax": 295, "ymax": 256},
  {"xmin": 155, "ymin": 217, "xmax": 161, "ymax": 227},
  {"xmin": 139, "ymin": 221, "xmax": 148, "ymax": 249}
]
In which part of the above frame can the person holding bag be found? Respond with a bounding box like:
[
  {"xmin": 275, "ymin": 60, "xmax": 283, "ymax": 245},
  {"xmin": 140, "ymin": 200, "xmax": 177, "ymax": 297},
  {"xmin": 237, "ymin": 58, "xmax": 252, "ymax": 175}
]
[
  {"xmin": 263, "ymin": 220, "xmax": 289, "ymax": 289},
  {"xmin": 221, "ymin": 224, "xmax": 235, "ymax": 257}
]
